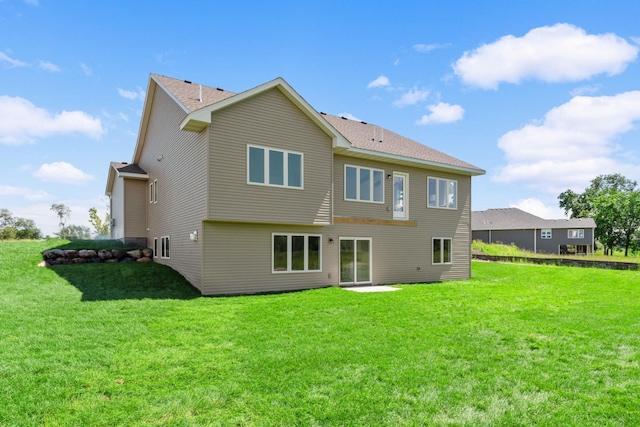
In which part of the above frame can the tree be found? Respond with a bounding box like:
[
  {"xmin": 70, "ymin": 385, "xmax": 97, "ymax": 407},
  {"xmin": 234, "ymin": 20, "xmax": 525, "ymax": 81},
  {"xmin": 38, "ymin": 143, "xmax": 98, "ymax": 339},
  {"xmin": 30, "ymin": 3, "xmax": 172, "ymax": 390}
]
[
  {"xmin": 88, "ymin": 206, "xmax": 110, "ymax": 237},
  {"xmin": 0, "ymin": 209, "xmax": 42, "ymax": 240},
  {"xmin": 57, "ymin": 224, "xmax": 90, "ymax": 240},
  {"xmin": 558, "ymin": 174, "xmax": 640, "ymax": 256},
  {"xmin": 50, "ymin": 203, "xmax": 71, "ymax": 239}
]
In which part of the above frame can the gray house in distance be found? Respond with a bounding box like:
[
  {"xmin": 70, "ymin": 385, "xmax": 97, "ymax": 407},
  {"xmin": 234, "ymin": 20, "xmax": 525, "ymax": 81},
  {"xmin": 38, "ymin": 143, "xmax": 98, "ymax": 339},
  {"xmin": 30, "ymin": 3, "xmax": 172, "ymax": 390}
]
[
  {"xmin": 106, "ymin": 73, "xmax": 485, "ymax": 295},
  {"xmin": 472, "ymin": 208, "xmax": 596, "ymax": 255}
]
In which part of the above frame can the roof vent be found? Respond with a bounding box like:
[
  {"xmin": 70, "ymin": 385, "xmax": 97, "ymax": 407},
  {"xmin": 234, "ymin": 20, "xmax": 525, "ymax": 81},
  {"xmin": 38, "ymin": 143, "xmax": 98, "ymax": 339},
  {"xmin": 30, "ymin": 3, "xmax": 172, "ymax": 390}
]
[
  {"xmin": 122, "ymin": 162, "xmax": 128, "ymax": 165},
  {"xmin": 320, "ymin": 112, "xmax": 326, "ymax": 115},
  {"xmin": 184, "ymin": 80, "xmax": 192, "ymax": 84},
  {"xmin": 341, "ymin": 116, "xmax": 348, "ymax": 120},
  {"xmin": 360, "ymin": 121, "xmax": 367, "ymax": 125},
  {"xmin": 216, "ymin": 87, "xmax": 224, "ymax": 91}
]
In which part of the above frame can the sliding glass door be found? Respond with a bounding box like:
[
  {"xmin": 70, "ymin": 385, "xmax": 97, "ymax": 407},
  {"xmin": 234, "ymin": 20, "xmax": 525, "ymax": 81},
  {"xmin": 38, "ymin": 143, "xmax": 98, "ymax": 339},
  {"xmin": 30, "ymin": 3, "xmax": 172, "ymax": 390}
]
[{"xmin": 340, "ymin": 238, "xmax": 372, "ymax": 285}]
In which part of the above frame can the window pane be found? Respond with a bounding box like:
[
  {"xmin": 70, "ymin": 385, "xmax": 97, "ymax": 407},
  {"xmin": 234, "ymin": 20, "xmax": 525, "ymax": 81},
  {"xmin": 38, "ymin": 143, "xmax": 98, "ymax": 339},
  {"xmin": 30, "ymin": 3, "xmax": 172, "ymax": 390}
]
[
  {"xmin": 273, "ymin": 235, "xmax": 288, "ymax": 271},
  {"xmin": 249, "ymin": 147, "xmax": 265, "ymax": 183},
  {"xmin": 428, "ymin": 178, "xmax": 437, "ymax": 207},
  {"xmin": 345, "ymin": 166, "xmax": 357, "ymax": 200},
  {"xmin": 356, "ymin": 240, "xmax": 370, "ymax": 282},
  {"xmin": 288, "ymin": 153, "xmax": 302, "ymax": 188},
  {"xmin": 393, "ymin": 175, "xmax": 404, "ymax": 214},
  {"xmin": 433, "ymin": 238, "xmax": 441, "ymax": 264},
  {"xmin": 340, "ymin": 240, "xmax": 354, "ymax": 283},
  {"xmin": 448, "ymin": 181, "xmax": 457, "ymax": 208},
  {"xmin": 438, "ymin": 179, "xmax": 447, "ymax": 207},
  {"xmin": 308, "ymin": 236, "xmax": 320, "ymax": 271},
  {"xmin": 360, "ymin": 168, "xmax": 370, "ymax": 201},
  {"xmin": 373, "ymin": 170, "xmax": 384, "ymax": 202},
  {"xmin": 443, "ymin": 239, "xmax": 451, "ymax": 263},
  {"xmin": 269, "ymin": 150, "xmax": 284, "ymax": 185},
  {"xmin": 291, "ymin": 235, "xmax": 305, "ymax": 271}
]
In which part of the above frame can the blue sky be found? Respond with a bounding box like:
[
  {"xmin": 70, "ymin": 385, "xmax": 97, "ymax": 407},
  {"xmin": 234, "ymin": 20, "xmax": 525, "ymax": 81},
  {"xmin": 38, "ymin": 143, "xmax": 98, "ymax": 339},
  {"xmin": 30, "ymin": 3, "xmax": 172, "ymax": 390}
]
[{"xmin": 1, "ymin": 0, "xmax": 639, "ymax": 236}]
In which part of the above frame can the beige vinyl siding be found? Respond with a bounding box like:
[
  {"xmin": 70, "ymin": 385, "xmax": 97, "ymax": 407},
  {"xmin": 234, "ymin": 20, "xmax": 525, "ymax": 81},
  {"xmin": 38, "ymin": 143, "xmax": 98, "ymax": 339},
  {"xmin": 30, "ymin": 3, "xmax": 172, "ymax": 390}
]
[
  {"xmin": 208, "ymin": 87, "xmax": 333, "ymax": 225},
  {"xmin": 137, "ymin": 86, "xmax": 208, "ymax": 290},
  {"xmin": 202, "ymin": 222, "xmax": 332, "ymax": 295},
  {"xmin": 122, "ymin": 179, "xmax": 147, "ymax": 243},
  {"xmin": 110, "ymin": 177, "xmax": 125, "ymax": 240}
]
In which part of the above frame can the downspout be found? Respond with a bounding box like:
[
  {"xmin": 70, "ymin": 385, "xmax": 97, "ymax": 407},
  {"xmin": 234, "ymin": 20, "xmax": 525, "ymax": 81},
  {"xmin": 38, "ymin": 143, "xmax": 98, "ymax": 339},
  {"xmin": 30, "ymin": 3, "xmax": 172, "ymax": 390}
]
[
  {"xmin": 489, "ymin": 229, "xmax": 492, "ymax": 244},
  {"xmin": 534, "ymin": 228, "xmax": 537, "ymax": 253}
]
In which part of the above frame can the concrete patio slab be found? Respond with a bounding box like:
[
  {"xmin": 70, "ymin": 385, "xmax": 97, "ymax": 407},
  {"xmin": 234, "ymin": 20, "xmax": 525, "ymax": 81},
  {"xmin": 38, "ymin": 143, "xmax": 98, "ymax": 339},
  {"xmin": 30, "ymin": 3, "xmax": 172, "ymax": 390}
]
[{"xmin": 342, "ymin": 285, "xmax": 401, "ymax": 293}]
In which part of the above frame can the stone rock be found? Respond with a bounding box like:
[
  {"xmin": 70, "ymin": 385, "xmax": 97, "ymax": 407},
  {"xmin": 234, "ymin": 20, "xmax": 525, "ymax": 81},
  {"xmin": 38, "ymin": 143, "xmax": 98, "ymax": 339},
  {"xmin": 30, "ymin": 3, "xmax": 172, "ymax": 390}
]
[
  {"xmin": 120, "ymin": 257, "xmax": 135, "ymax": 263},
  {"xmin": 105, "ymin": 258, "xmax": 119, "ymax": 263},
  {"xmin": 64, "ymin": 250, "xmax": 79, "ymax": 259},
  {"xmin": 98, "ymin": 250, "xmax": 113, "ymax": 260},
  {"xmin": 127, "ymin": 249, "xmax": 142, "ymax": 259},
  {"xmin": 137, "ymin": 256, "xmax": 152, "ymax": 262},
  {"xmin": 43, "ymin": 249, "xmax": 65, "ymax": 259},
  {"xmin": 87, "ymin": 257, "xmax": 103, "ymax": 263},
  {"xmin": 71, "ymin": 257, "xmax": 86, "ymax": 264},
  {"xmin": 78, "ymin": 249, "xmax": 97, "ymax": 258},
  {"xmin": 54, "ymin": 257, "xmax": 69, "ymax": 265},
  {"xmin": 37, "ymin": 260, "xmax": 46, "ymax": 267},
  {"xmin": 111, "ymin": 249, "xmax": 126, "ymax": 259},
  {"xmin": 142, "ymin": 248, "xmax": 153, "ymax": 258}
]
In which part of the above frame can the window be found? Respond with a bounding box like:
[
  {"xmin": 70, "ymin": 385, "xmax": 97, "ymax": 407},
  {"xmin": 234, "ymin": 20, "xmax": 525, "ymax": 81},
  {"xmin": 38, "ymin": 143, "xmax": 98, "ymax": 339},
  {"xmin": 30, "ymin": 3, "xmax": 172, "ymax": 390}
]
[
  {"xmin": 541, "ymin": 229, "xmax": 552, "ymax": 239},
  {"xmin": 153, "ymin": 237, "xmax": 158, "ymax": 258},
  {"xmin": 272, "ymin": 234, "xmax": 321, "ymax": 273},
  {"xmin": 568, "ymin": 229, "xmax": 584, "ymax": 239},
  {"xmin": 393, "ymin": 172, "xmax": 408, "ymax": 219},
  {"xmin": 428, "ymin": 177, "xmax": 457, "ymax": 209},
  {"xmin": 161, "ymin": 235, "xmax": 170, "ymax": 259},
  {"xmin": 433, "ymin": 238, "xmax": 452, "ymax": 264},
  {"xmin": 247, "ymin": 145, "xmax": 303, "ymax": 189},
  {"xmin": 344, "ymin": 165, "xmax": 384, "ymax": 203},
  {"xmin": 149, "ymin": 179, "xmax": 158, "ymax": 204}
]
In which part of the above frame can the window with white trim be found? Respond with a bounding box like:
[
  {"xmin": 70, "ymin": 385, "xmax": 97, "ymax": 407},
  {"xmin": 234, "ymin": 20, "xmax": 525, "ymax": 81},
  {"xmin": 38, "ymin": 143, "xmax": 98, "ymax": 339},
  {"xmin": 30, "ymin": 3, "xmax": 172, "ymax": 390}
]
[
  {"xmin": 153, "ymin": 237, "xmax": 158, "ymax": 258},
  {"xmin": 344, "ymin": 165, "xmax": 384, "ymax": 203},
  {"xmin": 433, "ymin": 238, "xmax": 452, "ymax": 264},
  {"xmin": 568, "ymin": 229, "xmax": 584, "ymax": 239},
  {"xmin": 428, "ymin": 177, "xmax": 457, "ymax": 209},
  {"xmin": 149, "ymin": 179, "xmax": 158, "ymax": 204},
  {"xmin": 541, "ymin": 229, "xmax": 552, "ymax": 239},
  {"xmin": 272, "ymin": 234, "xmax": 321, "ymax": 273},
  {"xmin": 161, "ymin": 235, "xmax": 170, "ymax": 259},
  {"xmin": 247, "ymin": 145, "xmax": 303, "ymax": 189}
]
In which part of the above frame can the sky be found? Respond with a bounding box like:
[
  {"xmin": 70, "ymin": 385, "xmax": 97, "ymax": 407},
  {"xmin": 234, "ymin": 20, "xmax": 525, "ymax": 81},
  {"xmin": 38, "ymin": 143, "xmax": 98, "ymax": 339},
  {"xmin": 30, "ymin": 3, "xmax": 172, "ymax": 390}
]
[{"xmin": 1, "ymin": 0, "xmax": 639, "ymax": 237}]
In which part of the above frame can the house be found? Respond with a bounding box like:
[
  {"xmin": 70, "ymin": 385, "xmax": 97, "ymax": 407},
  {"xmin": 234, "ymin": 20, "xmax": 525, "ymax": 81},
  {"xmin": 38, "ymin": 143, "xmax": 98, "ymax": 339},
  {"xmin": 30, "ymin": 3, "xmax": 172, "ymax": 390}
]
[
  {"xmin": 105, "ymin": 74, "xmax": 485, "ymax": 295},
  {"xmin": 472, "ymin": 208, "xmax": 596, "ymax": 255}
]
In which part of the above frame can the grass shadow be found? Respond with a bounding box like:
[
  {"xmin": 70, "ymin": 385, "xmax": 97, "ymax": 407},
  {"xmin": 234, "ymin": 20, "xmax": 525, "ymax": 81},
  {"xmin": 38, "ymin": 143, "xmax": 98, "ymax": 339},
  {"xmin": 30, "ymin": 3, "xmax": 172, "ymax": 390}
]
[{"xmin": 49, "ymin": 262, "xmax": 201, "ymax": 302}]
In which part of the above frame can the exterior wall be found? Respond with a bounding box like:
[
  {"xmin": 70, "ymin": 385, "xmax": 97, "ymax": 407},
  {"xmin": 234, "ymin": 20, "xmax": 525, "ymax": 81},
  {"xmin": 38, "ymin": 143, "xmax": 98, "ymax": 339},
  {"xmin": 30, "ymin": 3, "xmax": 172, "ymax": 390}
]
[
  {"xmin": 122, "ymin": 179, "xmax": 148, "ymax": 247},
  {"xmin": 207, "ymin": 87, "xmax": 333, "ymax": 225},
  {"xmin": 110, "ymin": 176, "xmax": 125, "ymax": 240},
  {"xmin": 201, "ymin": 222, "xmax": 331, "ymax": 295},
  {"xmin": 473, "ymin": 228, "xmax": 594, "ymax": 254},
  {"xmin": 137, "ymin": 87, "xmax": 209, "ymax": 290}
]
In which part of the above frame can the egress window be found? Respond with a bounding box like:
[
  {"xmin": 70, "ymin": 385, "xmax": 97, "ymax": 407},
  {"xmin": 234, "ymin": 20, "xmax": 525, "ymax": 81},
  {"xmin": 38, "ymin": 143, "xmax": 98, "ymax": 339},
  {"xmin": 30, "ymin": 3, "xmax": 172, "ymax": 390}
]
[
  {"xmin": 344, "ymin": 165, "xmax": 384, "ymax": 203},
  {"xmin": 273, "ymin": 234, "xmax": 321, "ymax": 273},
  {"xmin": 161, "ymin": 235, "xmax": 170, "ymax": 259},
  {"xmin": 248, "ymin": 145, "xmax": 303, "ymax": 189}
]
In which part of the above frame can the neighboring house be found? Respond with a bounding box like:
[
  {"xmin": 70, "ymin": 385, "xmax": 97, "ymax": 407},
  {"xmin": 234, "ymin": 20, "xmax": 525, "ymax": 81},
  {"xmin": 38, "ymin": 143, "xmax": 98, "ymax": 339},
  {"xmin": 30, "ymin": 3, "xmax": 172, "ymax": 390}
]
[
  {"xmin": 472, "ymin": 208, "xmax": 596, "ymax": 255},
  {"xmin": 105, "ymin": 74, "xmax": 485, "ymax": 295}
]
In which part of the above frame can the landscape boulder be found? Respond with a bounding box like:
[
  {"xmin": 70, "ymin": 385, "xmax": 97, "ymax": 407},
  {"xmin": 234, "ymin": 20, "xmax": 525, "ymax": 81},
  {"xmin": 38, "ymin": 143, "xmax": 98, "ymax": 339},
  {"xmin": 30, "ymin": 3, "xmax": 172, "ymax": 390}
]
[
  {"xmin": 127, "ymin": 249, "xmax": 143, "ymax": 259},
  {"xmin": 98, "ymin": 250, "xmax": 113, "ymax": 260},
  {"xmin": 42, "ymin": 247, "xmax": 154, "ymax": 266}
]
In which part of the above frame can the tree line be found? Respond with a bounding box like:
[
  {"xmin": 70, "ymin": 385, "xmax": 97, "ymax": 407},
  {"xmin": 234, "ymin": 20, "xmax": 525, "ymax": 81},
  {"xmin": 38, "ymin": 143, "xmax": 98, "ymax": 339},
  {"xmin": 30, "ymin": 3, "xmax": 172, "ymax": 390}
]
[{"xmin": 559, "ymin": 173, "xmax": 640, "ymax": 256}]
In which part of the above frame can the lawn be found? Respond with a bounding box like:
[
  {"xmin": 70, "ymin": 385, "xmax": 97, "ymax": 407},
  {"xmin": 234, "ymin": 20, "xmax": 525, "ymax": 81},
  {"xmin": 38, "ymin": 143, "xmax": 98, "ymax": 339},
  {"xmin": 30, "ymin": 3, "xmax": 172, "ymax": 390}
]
[{"xmin": 1, "ymin": 240, "xmax": 639, "ymax": 426}]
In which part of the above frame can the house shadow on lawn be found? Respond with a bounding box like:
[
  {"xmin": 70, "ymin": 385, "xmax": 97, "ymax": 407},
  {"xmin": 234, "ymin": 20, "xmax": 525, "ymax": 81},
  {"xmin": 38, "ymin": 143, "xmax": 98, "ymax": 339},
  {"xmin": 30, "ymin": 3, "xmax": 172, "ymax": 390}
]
[{"xmin": 49, "ymin": 262, "xmax": 201, "ymax": 302}]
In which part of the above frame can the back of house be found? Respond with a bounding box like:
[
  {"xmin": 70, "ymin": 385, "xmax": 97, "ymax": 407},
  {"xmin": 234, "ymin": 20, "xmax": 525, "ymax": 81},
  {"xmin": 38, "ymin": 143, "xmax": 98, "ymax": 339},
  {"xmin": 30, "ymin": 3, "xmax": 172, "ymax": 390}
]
[{"xmin": 106, "ymin": 74, "xmax": 485, "ymax": 295}]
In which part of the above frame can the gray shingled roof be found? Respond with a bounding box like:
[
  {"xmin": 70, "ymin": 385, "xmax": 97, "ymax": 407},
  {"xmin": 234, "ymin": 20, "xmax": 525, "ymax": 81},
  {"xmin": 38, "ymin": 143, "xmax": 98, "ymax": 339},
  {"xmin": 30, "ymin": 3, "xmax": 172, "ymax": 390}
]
[
  {"xmin": 110, "ymin": 162, "xmax": 147, "ymax": 175},
  {"xmin": 151, "ymin": 74, "xmax": 484, "ymax": 173},
  {"xmin": 472, "ymin": 208, "xmax": 596, "ymax": 230}
]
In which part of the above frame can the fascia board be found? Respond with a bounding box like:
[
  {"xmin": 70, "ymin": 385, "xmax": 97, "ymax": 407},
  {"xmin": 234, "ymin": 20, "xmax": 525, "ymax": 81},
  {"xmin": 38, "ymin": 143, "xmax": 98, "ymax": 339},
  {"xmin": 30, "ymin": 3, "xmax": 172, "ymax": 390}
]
[
  {"xmin": 132, "ymin": 76, "xmax": 158, "ymax": 163},
  {"xmin": 118, "ymin": 172, "xmax": 149, "ymax": 180},
  {"xmin": 340, "ymin": 146, "xmax": 486, "ymax": 176}
]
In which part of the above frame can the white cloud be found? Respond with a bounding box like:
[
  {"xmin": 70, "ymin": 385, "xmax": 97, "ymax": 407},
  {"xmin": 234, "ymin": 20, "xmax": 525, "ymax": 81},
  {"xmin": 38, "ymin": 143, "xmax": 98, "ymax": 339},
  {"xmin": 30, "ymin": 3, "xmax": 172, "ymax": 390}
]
[
  {"xmin": 80, "ymin": 62, "xmax": 92, "ymax": 76},
  {"xmin": 367, "ymin": 75, "xmax": 390, "ymax": 89},
  {"xmin": 0, "ymin": 52, "xmax": 28, "ymax": 68},
  {"xmin": 337, "ymin": 112, "xmax": 361, "ymax": 122},
  {"xmin": 413, "ymin": 43, "xmax": 449, "ymax": 53},
  {"xmin": 494, "ymin": 91, "xmax": 640, "ymax": 193},
  {"xmin": 570, "ymin": 84, "xmax": 601, "ymax": 97},
  {"xmin": 33, "ymin": 162, "xmax": 94, "ymax": 185},
  {"xmin": 453, "ymin": 23, "xmax": 639, "ymax": 89},
  {"xmin": 0, "ymin": 184, "xmax": 51, "ymax": 202},
  {"xmin": 0, "ymin": 96, "xmax": 104, "ymax": 145},
  {"xmin": 510, "ymin": 198, "xmax": 566, "ymax": 220},
  {"xmin": 416, "ymin": 102, "xmax": 464, "ymax": 125},
  {"xmin": 37, "ymin": 60, "xmax": 61, "ymax": 72},
  {"xmin": 118, "ymin": 87, "xmax": 145, "ymax": 100},
  {"xmin": 393, "ymin": 87, "xmax": 430, "ymax": 107}
]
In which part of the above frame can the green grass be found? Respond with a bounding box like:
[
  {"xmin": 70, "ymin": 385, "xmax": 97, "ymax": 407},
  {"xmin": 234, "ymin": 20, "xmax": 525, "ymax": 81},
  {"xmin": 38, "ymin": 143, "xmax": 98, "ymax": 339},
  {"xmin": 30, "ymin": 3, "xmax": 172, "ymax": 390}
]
[
  {"xmin": 1, "ymin": 240, "xmax": 639, "ymax": 426},
  {"xmin": 45, "ymin": 238, "xmax": 140, "ymax": 251}
]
